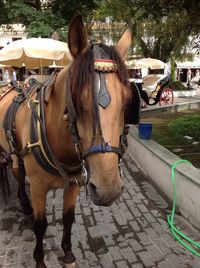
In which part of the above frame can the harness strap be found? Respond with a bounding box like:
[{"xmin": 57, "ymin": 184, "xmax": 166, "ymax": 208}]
[
  {"xmin": 82, "ymin": 143, "xmax": 123, "ymax": 158},
  {"xmin": 65, "ymin": 72, "xmax": 83, "ymax": 153},
  {"xmin": 28, "ymin": 74, "xmax": 84, "ymax": 185}
]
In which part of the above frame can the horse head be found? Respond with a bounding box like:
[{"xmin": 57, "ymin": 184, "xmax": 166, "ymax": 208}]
[{"xmin": 67, "ymin": 15, "xmax": 132, "ymax": 206}]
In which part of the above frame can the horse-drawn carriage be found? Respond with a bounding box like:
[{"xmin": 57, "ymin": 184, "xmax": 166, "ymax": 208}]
[
  {"xmin": 131, "ymin": 73, "xmax": 174, "ymax": 107},
  {"xmin": 127, "ymin": 58, "xmax": 174, "ymax": 107}
]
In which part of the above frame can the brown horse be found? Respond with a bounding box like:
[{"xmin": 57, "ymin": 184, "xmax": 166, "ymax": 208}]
[{"xmin": 0, "ymin": 16, "xmax": 133, "ymax": 268}]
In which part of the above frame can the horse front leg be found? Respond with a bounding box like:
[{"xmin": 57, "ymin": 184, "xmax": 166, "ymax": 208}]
[
  {"xmin": 31, "ymin": 185, "xmax": 48, "ymax": 268},
  {"xmin": 62, "ymin": 183, "xmax": 80, "ymax": 268},
  {"xmin": 11, "ymin": 154, "xmax": 33, "ymax": 215}
]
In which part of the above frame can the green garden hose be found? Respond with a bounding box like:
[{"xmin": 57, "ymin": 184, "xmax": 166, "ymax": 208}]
[{"xmin": 167, "ymin": 159, "xmax": 200, "ymax": 256}]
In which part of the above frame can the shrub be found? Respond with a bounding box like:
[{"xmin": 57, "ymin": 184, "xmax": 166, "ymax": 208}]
[
  {"xmin": 168, "ymin": 81, "xmax": 188, "ymax": 91},
  {"xmin": 168, "ymin": 115, "xmax": 200, "ymax": 141}
]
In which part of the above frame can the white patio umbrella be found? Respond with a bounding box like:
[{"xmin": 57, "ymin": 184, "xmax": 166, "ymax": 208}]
[
  {"xmin": 0, "ymin": 38, "xmax": 72, "ymax": 68},
  {"xmin": 134, "ymin": 58, "xmax": 165, "ymax": 70}
]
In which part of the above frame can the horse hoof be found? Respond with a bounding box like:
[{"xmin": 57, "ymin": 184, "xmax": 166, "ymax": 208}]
[{"xmin": 63, "ymin": 261, "xmax": 79, "ymax": 268}]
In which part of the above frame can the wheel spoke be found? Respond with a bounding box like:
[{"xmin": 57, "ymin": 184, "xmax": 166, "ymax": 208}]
[{"xmin": 159, "ymin": 88, "xmax": 174, "ymax": 106}]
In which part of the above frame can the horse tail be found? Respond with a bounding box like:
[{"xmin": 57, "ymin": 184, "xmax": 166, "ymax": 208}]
[{"xmin": 0, "ymin": 164, "xmax": 10, "ymax": 200}]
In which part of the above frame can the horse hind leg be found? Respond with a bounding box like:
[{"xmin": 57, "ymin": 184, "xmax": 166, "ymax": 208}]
[
  {"xmin": 0, "ymin": 160, "xmax": 10, "ymax": 200},
  {"xmin": 10, "ymin": 154, "xmax": 33, "ymax": 215},
  {"xmin": 62, "ymin": 183, "xmax": 80, "ymax": 268}
]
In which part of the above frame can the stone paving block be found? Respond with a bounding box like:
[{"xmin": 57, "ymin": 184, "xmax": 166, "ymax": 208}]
[
  {"xmin": 115, "ymin": 260, "xmax": 129, "ymax": 268},
  {"xmin": 129, "ymin": 220, "xmax": 141, "ymax": 232},
  {"xmin": 102, "ymin": 234, "xmax": 115, "ymax": 247},
  {"xmin": 165, "ymin": 253, "xmax": 190, "ymax": 268},
  {"xmin": 151, "ymin": 209, "xmax": 163, "ymax": 218},
  {"xmin": 133, "ymin": 186, "xmax": 141, "ymax": 193},
  {"xmin": 137, "ymin": 204, "xmax": 149, "ymax": 213},
  {"xmin": 120, "ymin": 246, "xmax": 138, "ymax": 263},
  {"xmin": 75, "ymin": 223, "xmax": 88, "ymax": 238},
  {"xmin": 157, "ymin": 259, "xmax": 175, "ymax": 268},
  {"xmin": 143, "ymin": 212, "xmax": 157, "ymax": 223},
  {"xmin": 186, "ymin": 257, "xmax": 200, "ymax": 268},
  {"xmin": 137, "ymin": 217, "xmax": 151, "ymax": 229},
  {"xmin": 118, "ymin": 241, "xmax": 129, "ymax": 249},
  {"xmin": 114, "ymin": 213, "xmax": 128, "ymax": 226},
  {"xmin": 131, "ymin": 263, "xmax": 144, "ymax": 268},
  {"xmin": 128, "ymin": 238, "xmax": 143, "ymax": 252},
  {"xmin": 100, "ymin": 223, "xmax": 119, "ymax": 235},
  {"xmin": 137, "ymin": 251, "xmax": 155, "ymax": 267},
  {"xmin": 126, "ymin": 185, "xmax": 138, "ymax": 196},
  {"xmin": 145, "ymin": 244, "xmax": 165, "ymax": 262},
  {"xmin": 123, "ymin": 210, "xmax": 134, "ymax": 221},
  {"xmin": 0, "ymin": 249, "xmax": 5, "ymax": 257},
  {"xmin": 18, "ymin": 242, "xmax": 36, "ymax": 255},
  {"xmin": 0, "ymin": 256, "xmax": 5, "ymax": 266},
  {"xmin": 161, "ymin": 233, "xmax": 179, "ymax": 247},
  {"xmin": 153, "ymin": 239, "xmax": 172, "ymax": 255},
  {"xmin": 122, "ymin": 191, "xmax": 131, "ymax": 200},
  {"xmin": 157, "ymin": 218, "xmax": 170, "ymax": 230},
  {"xmin": 144, "ymin": 227, "xmax": 160, "ymax": 241},
  {"xmin": 129, "ymin": 207, "xmax": 142, "ymax": 218},
  {"xmin": 93, "ymin": 211, "xmax": 104, "ymax": 224},
  {"xmin": 151, "ymin": 222, "xmax": 168, "ymax": 234},
  {"xmin": 98, "ymin": 252, "xmax": 114, "ymax": 268},
  {"xmin": 82, "ymin": 207, "xmax": 92, "ymax": 217},
  {"xmin": 77, "ymin": 238, "xmax": 91, "ymax": 252},
  {"xmin": 136, "ymin": 232, "xmax": 153, "ymax": 246},
  {"xmin": 108, "ymin": 246, "xmax": 123, "ymax": 261},
  {"xmin": 19, "ymin": 253, "xmax": 35, "ymax": 268},
  {"xmin": 5, "ymin": 248, "xmax": 19, "ymax": 265},
  {"xmin": 84, "ymin": 250, "xmax": 99, "ymax": 266},
  {"xmin": 84, "ymin": 216, "xmax": 95, "ymax": 227}
]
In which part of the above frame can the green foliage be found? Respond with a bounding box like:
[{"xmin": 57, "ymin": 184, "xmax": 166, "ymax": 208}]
[
  {"xmin": 168, "ymin": 115, "xmax": 200, "ymax": 141},
  {"xmin": 0, "ymin": 0, "xmax": 100, "ymax": 38},
  {"xmin": 51, "ymin": 0, "xmax": 101, "ymax": 24},
  {"xmin": 26, "ymin": 9, "xmax": 66, "ymax": 38},
  {"xmin": 95, "ymin": 0, "xmax": 200, "ymax": 62},
  {"xmin": 168, "ymin": 81, "xmax": 187, "ymax": 91}
]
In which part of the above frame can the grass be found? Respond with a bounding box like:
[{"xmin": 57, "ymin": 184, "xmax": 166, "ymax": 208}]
[
  {"xmin": 141, "ymin": 109, "xmax": 200, "ymax": 168},
  {"xmin": 168, "ymin": 115, "xmax": 200, "ymax": 141}
]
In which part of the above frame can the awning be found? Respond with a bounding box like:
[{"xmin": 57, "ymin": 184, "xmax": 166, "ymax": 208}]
[{"xmin": 177, "ymin": 56, "xmax": 200, "ymax": 68}]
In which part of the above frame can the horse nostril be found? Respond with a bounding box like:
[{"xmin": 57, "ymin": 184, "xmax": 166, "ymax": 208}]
[{"xmin": 89, "ymin": 182, "xmax": 97, "ymax": 195}]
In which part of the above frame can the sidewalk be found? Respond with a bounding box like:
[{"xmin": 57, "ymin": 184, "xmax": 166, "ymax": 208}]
[{"xmin": 1, "ymin": 154, "xmax": 200, "ymax": 267}]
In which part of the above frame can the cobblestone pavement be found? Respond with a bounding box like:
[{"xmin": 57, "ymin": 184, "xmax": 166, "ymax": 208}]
[{"xmin": 1, "ymin": 154, "xmax": 200, "ymax": 268}]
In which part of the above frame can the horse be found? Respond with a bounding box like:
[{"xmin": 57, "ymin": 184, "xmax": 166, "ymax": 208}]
[{"xmin": 0, "ymin": 15, "xmax": 136, "ymax": 268}]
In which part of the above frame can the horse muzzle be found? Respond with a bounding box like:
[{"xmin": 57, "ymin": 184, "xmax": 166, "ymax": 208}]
[{"xmin": 88, "ymin": 178, "xmax": 124, "ymax": 207}]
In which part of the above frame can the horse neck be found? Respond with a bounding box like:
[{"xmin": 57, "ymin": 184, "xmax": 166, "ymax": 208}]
[
  {"xmin": 45, "ymin": 68, "xmax": 73, "ymax": 159},
  {"xmin": 46, "ymin": 69, "xmax": 68, "ymax": 127}
]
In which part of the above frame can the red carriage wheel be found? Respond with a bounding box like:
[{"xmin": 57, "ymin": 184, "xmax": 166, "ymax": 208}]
[{"xmin": 159, "ymin": 87, "xmax": 174, "ymax": 106}]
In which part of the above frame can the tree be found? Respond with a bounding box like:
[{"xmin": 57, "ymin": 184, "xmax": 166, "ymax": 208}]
[
  {"xmin": 0, "ymin": 0, "xmax": 101, "ymax": 39},
  {"xmin": 96, "ymin": 0, "xmax": 200, "ymax": 62},
  {"xmin": 0, "ymin": 0, "xmax": 62, "ymax": 38}
]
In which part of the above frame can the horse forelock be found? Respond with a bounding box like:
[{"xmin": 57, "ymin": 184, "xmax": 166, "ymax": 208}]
[{"xmin": 69, "ymin": 43, "xmax": 131, "ymax": 114}]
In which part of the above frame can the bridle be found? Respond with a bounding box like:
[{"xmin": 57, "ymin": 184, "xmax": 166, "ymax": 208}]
[{"xmin": 65, "ymin": 44, "xmax": 129, "ymax": 163}]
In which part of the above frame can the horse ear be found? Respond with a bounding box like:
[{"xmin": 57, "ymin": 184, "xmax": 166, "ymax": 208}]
[
  {"xmin": 115, "ymin": 28, "xmax": 132, "ymax": 59},
  {"xmin": 68, "ymin": 15, "xmax": 88, "ymax": 58}
]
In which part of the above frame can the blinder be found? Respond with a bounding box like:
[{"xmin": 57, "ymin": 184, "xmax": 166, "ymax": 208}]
[{"xmin": 125, "ymin": 81, "xmax": 141, "ymax": 125}]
